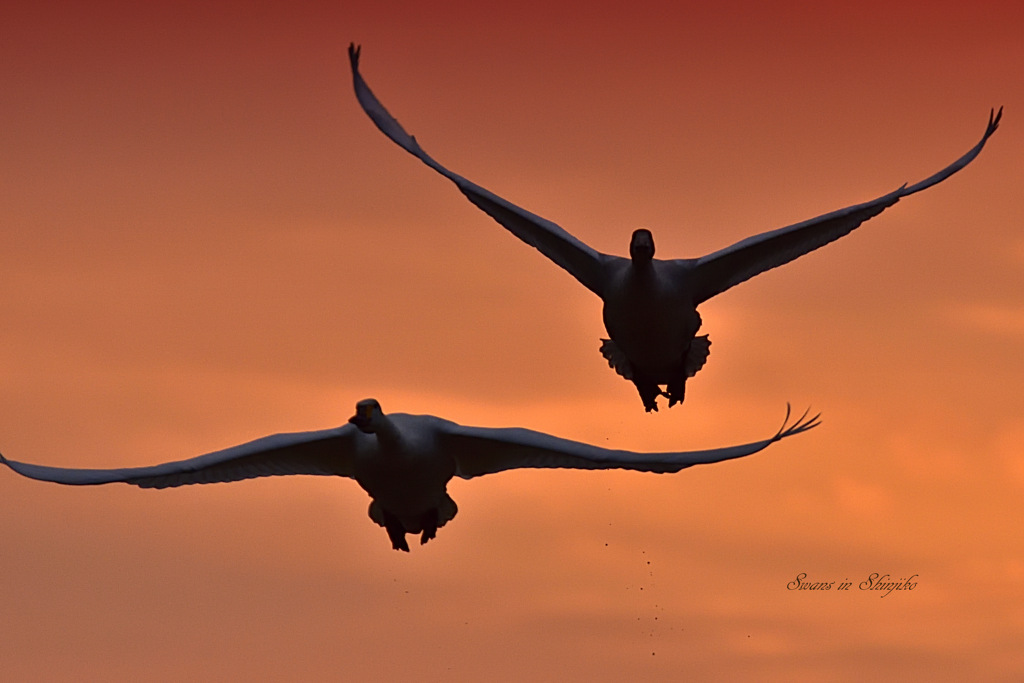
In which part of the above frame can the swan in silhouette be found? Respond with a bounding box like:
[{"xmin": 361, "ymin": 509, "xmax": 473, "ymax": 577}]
[
  {"xmin": 1, "ymin": 399, "xmax": 818, "ymax": 551},
  {"xmin": 348, "ymin": 44, "xmax": 1001, "ymax": 412}
]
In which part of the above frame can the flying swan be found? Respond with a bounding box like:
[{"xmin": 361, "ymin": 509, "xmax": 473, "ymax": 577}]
[
  {"xmin": 348, "ymin": 44, "xmax": 1001, "ymax": 412},
  {"xmin": 0, "ymin": 399, "xmax": 819, "ymax": 551}
]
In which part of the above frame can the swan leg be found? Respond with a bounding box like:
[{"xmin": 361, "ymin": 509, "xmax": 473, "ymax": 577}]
[
  {"xmin": 666, "ymin": 371, "xmax": 687, "ymax": 408},
  {"xmin": 665, "ymin": 337, "xmax": 707, "ymax": 407},
  {"xmin": 419, "ymin": 509, "xmax": 439, "ymax": 545},
  {"xmin": 630, "ymin": 372, "xmax": 662, "ymax": 412},
  {"xmin": 382, "ymin": 510, "xmax": 410, "ymax": 552}
]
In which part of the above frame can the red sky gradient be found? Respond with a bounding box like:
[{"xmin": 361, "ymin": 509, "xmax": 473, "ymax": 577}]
[{"xmin": 2, "ymin": 1, "xmax": 1023, "ymax": 679}]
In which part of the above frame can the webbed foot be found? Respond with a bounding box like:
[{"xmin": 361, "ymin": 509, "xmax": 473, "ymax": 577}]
[
  {"xmin": 419, "ymin": 509, "xmax": 439, "ymax": 545},
  {"xmin": 633, "ymin": 376, "xmax": 663, "ymax": 413},
  {"xmin": 665, "ymin": 383, "xmax": 686, "ymax": 408}
]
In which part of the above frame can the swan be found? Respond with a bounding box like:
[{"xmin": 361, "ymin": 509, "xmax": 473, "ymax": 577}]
[
  {"xmin": 348, "ymin": 44, "xmax": 1001, "ymax": 412},
  {"xmin": 0, "ymin": 399, "xmax": 819, "ymax": 551}
]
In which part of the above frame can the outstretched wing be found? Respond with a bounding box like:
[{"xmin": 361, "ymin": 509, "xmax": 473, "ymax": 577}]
[
  {"xmin": 0, "ymin": 425, "xmax": 359, "ymax": 489},
  {"xmin": 349, "ymin": 44, "xmax": 611, "ymax": 297},
  {"xmin": 442, "ymin": 405, "xmax": 820, "ymax": 479},
  {"xmin": 687, "ymin": 108, "xmax": 1002, "ymax": 305}
]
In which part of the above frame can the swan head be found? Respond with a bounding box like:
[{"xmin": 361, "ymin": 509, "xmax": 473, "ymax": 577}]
[
  {"xmin": 629, "ymin": 229, "xmax": 655, "ymax": 264},
  {"xmin": 349, "ymin": 398, "xmax": 384, "ymax": 434}
]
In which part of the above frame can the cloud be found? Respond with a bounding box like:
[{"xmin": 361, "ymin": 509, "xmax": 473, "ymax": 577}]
[
  {"xmin": 993, "ymin": 421, "xmax": 1024, "ymax": 489},
  {"xmin": 942, "ymin": 302, "xmax": 1024, "ymax": 339},
  {"xmin": 831, "ymin": 475, "xmax": 894, "ymax": 518}
]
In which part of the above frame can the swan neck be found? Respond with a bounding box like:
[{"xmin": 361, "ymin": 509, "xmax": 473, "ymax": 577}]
[
  {"xmin": 629, "ymin": 258, "xmax": 655, "ymax": 275},
  {"xmin": 372, "ymin": 417, "xmax": 402, "ymax": 448}
]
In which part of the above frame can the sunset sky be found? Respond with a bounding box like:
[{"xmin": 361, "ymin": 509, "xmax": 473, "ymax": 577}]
[{"xmin": 2, "ymin": 1, "xmax": 1022, "ymax": 679}]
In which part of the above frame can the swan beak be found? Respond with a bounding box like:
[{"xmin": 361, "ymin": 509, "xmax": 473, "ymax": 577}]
[
  {"xmin": 349, "ymin": 402, "xmax": 376, "ymax": 432},
  {"xmin": 348, "ymin": 413, "xmax": 371, "ymax": 432}
]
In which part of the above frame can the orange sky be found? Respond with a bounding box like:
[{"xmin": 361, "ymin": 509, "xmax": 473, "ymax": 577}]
[{"xmin": 2, "ymin": 1, "xmax": 1023, "ymax": 679}]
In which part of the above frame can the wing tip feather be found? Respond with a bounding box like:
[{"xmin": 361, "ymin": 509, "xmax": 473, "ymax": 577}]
[
  {"xmin": 775, "ymin": 403, "xmax": 822, "ymax": 441},
  {"xmin": 987, "ymin": 106, "xmax": 1003, "ymax": 139}
]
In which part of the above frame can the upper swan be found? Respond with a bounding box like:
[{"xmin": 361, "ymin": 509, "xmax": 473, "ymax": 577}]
[{"xmin": 348, "ymin": 44, "xmax": 1001, "ymax": 412}]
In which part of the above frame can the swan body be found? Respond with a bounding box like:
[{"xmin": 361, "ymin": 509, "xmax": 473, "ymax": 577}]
[
  {"xmin": 0, "ymin": 399, "xmax": 819, "ymax": 551},
  {"xmin": 600, "ymin": 243, "xmax": 705, "ymax": 406},
  {"xmin": 348, "ymin": 44, "xmax": 1001, "ymax": 411}
]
